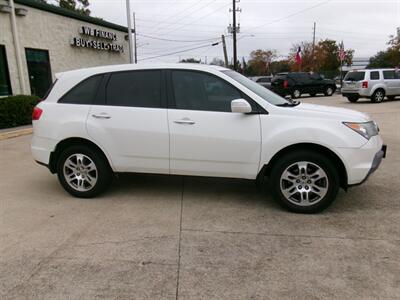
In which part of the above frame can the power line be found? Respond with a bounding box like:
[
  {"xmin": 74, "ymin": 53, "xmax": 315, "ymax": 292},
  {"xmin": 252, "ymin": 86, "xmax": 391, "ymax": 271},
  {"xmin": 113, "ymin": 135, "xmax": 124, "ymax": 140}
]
[
  {"xmin": 137, "ymin": 33, "xmax": 220, "ymax": 43},
  {"xmin": 243, "ymin": 0, "xmax": 333, "ymax": 33},
  {"xmin": 156, "ymin": 0, "xmax": 219, "ymax": 33},
  {"xmin": 139, "ymin": 42, "xmax": 220, "ymax": 61}
]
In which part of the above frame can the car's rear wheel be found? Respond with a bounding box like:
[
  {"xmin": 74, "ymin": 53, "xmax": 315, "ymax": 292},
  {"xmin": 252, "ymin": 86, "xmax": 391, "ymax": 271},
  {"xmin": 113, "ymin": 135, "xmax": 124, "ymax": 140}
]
[
  {"xmin": 269, "ymin": 150, "xmax": 339, "ymax": 213},
  {"xmin": 324, "ymin": 86, "xmax": 334, "ymax": 96},
  {"xmin": 292, "ymin": 88, "xmax": 301, "ymax": 99},
  {"xmin": 347, "ymin": 95, "xmax": 359, "ymax": 102},
  {"xmin": 56, "ymin": 145, "xmax": 113, "ymax": 198},
  {"xmin": 371, "ymin": 89, "xmax": 385, "ymax": 103}
]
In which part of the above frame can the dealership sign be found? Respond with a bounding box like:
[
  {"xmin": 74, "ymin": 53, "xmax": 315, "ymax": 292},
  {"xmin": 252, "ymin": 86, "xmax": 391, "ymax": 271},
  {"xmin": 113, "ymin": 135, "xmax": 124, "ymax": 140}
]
[{"xmin": 71, "ymin": 26, "xmax": 124, "ymax": 53}]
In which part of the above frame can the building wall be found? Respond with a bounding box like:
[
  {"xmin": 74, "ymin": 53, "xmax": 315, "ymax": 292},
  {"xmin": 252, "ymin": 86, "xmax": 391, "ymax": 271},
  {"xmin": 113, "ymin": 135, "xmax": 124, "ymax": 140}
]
[{"xmin": 0, "ymin": 2, "xmax": 129, "ymax": 95}]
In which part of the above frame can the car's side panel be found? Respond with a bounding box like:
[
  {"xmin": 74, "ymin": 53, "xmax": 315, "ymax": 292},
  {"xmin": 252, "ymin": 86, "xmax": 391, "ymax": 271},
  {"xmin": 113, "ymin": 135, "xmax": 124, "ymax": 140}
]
[
  {"xmin": 258, "ymin": 112, "xmax": 371, "ymax": 184},
  {"xmin": 168, "ymin": 109, "xmax": 261, "ymax": 179},
  {"xmin": 86, "ymin": 106, "xmax": 170, "ymax": 174},
  {"xmin": 31, "ymin": 102, "xmax": 95, "ymax": 165}
]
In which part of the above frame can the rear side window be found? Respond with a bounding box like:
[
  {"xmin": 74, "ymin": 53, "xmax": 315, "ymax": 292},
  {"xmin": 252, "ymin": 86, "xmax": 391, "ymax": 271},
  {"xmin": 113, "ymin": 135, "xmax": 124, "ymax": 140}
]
[
  {"xmin": 344, "ymin": 72, "xmax": 365, "ymax": 81},
  {"xmin": 370, "ymin": 71, "xmax": 380, "ymax": 80},
  {"xmin": 106, "ymin": 70, "xmax": 161, "ymax": 108},
  {"xmin": 383, "ymin": 70, "xmax": 395, "ymax": 79},
  {"xmin": 59, "ymin": 75, "xmax": 102, "ymax": 104}
]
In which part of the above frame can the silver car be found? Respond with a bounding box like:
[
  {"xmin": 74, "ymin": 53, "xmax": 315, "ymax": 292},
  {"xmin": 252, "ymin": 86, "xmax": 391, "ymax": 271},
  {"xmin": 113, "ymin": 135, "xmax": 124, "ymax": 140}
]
[
  {"xmin": 251, "ymin": 76, "xmax": 273, "ymax": 89},
  {"xmin": 341, "ymin": 69, "xmax": 400, "ymax": 103}
]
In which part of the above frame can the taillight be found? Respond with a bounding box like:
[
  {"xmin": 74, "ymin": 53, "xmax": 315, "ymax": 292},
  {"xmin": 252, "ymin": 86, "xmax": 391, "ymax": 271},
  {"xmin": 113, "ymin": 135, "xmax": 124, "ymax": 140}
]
[
  {"xmin": 283, "ymin": 80, "xmax": 289, "ymax": 88},
  {"xmin": 32, "ymin": 107, "xmax": 43, "ymax": 121},
  {"xmin": 362, "ymin": 81, "xmax": 368, "ymax": 88}
]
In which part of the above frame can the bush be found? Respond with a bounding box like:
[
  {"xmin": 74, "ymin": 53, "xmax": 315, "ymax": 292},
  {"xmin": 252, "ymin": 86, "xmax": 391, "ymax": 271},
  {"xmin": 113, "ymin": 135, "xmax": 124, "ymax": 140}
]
[{"xmin": 0, "ymin": 95, "xmax": 41, "ymax": 129}]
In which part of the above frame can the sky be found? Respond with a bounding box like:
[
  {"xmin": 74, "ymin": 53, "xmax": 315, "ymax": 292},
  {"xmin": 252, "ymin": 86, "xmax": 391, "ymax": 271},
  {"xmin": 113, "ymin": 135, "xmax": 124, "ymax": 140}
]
[{"xmin": 67, "ymin": 0, "xmax": 400, "ymax": 63}]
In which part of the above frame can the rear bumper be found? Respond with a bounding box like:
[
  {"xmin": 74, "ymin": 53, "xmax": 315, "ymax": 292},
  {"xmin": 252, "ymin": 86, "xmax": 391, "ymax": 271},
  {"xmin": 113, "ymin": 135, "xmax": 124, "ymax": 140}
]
[{"xmin": 342, "ymin": 90, "xmax": 370, "ymax": 98}]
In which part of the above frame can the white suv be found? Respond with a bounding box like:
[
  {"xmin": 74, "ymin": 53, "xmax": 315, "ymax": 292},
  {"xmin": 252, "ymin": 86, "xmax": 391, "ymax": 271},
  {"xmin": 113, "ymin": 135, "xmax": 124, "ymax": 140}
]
[
  {"xmin": 342, "ymin": 69, "xmax": 400, "ymax": 103},
  {"xmin": 31, "ymin": 64, "xmax": 386, "ymax": 213}
]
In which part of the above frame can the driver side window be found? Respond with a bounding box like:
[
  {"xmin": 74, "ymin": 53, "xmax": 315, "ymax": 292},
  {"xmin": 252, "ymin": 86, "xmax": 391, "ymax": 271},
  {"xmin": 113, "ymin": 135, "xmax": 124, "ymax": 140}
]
[{"xmin": 171, "ymin": 70, "xmax": 242, "ymax": 112}]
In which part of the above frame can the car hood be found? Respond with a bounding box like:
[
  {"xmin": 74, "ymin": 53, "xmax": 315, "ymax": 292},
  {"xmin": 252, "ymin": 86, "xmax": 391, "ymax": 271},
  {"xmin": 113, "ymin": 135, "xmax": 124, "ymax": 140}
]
[{"xmin": 291, "ymin": 103, "xmax": 371, "ymax": 122}]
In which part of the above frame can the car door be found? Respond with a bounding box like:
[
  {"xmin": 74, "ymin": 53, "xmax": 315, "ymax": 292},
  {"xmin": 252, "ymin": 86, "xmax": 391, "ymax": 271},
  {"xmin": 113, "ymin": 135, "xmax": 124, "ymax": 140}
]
[
  {"xmin": 86, "ymin": 69, "xmax": 170, "ymax": 173},
  {"xmin": 167, "ymin": 69, "xmax": 262, "ymax": 179},
  {"xmin": 309, "ymin": 73, "xmax": 323, "ymax": 94},
  {"xmin": 382, "ymin": 70, "xmax": 399, "ymax": 96}
]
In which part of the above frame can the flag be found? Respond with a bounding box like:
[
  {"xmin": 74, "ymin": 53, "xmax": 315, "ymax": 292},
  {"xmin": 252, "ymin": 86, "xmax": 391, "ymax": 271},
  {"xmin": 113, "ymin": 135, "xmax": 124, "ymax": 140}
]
[
  {"xmin": 295, "ymin": 47, "xmax": 302, "ymax": 65},
  {"xmin": 339, "ymin": 41, "xmax": 345, "ymax": 61}
]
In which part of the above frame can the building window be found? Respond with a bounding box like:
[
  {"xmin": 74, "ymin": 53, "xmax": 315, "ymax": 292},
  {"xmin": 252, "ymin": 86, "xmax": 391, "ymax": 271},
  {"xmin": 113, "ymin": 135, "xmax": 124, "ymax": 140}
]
[
  {"xmin": 0, "ymin": 45, "xmax": 12, "ymax": 96},
  {"xmin": 25, "ymin": 48, "xmax": 52, "ymax": 97}
]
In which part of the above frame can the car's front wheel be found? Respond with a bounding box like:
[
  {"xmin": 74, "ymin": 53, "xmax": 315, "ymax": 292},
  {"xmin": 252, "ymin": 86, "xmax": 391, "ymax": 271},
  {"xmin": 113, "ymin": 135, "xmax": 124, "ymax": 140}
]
[
  {"xmin": 269, "ymin": 150, "xmax": 339, "ymax": 213},
  {"xmin": 324, "ymin": 86, "xmax": 334, "ymax": 96},
  {"xmin": 56, "ymin": 145, "xmax": 113, "ymax": 198}
]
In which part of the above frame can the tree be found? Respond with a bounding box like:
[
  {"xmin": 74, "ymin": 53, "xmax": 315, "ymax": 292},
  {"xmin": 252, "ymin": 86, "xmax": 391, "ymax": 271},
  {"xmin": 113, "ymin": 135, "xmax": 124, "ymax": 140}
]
[
  {"xmin": 180, "ymin": 58, "xmax": 201, "ymax": 63},
  {"xmin": 270, "ymin": 60, "xmax": 290, "ymax": 74},
  {"xmin": 59, "ymin": 0, "xmax": 91, "ymax": 16},
  {"xmin": 247, "ymin": 49, "xmax": 277, "ymax": 75},
  {"xmin": 368, "ymin": 34, "xmax": 400, "ymax": 68},
  {"xmin": 210, "ymin": 57, "xmax": 225, "ymax": 66},
  {"xmin": 289, "ymin": 39, "xmax": 354, "ymax": 77},
  {"xmin": 289, "ymin": 41, "xmax": 314, "ymax": 72}
]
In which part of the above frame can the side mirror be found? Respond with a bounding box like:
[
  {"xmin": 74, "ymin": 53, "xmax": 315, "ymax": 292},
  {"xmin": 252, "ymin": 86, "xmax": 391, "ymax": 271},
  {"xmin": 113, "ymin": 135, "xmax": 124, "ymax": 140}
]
[{"xmin": 231, "ymin": 99, "xmax": 252, "ymax": 113}]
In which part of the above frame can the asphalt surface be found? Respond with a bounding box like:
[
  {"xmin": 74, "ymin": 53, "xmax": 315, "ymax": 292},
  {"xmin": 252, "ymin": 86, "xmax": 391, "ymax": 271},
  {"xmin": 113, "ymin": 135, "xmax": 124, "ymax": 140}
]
[{"xmin": 1, "ymin": 94, "xmax": 399, "ymax": 299}]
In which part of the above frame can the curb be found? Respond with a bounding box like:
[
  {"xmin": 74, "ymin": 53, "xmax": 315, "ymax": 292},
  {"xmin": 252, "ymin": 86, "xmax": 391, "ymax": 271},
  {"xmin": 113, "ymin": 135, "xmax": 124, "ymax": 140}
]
[{"xmin": 0, "ymin": 127, "xmax": 33, "ymax": 141}]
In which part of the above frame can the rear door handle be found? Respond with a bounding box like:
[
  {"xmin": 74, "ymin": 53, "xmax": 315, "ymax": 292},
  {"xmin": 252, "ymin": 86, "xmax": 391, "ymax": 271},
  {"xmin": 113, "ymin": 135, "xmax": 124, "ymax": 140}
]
[
  {"xmin": 92, "ymin": 113, "xmax": 111, "ymax": 119},
  {"xmin": 174, "ymin": 118, "xmax": 195, "ymax": 125}
]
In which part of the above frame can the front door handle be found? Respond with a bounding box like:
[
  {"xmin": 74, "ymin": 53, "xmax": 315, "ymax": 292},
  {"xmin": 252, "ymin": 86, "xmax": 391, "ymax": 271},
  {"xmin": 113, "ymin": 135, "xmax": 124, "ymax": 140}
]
[
  {"xmin": 174, "ymin": 118, "xmax": 195, "ymax": 125},
  {"xmin": 92, "ymin": 113, "xmax": 111, "ymax": 119}
]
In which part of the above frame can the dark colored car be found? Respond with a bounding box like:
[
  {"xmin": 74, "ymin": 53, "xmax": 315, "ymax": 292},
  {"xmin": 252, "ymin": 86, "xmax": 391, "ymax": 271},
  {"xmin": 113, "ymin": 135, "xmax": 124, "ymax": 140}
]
[{"xmin": 271, "ymin": 72, "xmax": 336, "ymax": 98}]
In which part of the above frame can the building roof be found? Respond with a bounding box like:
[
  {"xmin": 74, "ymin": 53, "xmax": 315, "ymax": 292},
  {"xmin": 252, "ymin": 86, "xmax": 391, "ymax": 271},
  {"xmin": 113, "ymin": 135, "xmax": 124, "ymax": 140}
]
[{"xmin": 14, "ymin": 0, "xmax": 129, "ymax": 32}]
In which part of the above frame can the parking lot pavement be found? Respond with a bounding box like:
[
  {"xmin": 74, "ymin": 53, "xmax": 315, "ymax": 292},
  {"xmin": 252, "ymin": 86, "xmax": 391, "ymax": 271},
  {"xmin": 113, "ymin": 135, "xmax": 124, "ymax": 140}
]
[{"xmin": 1, "ymin": 94, "xmax": 400, "ymax": 299}]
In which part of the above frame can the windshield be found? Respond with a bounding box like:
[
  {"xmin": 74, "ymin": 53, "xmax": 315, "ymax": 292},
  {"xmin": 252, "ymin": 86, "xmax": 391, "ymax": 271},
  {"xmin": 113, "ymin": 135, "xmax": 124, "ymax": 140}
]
[
  {"xmin": 222, "ymin": 70, "xmax": 289, "ymax": 106},
  {"xmin": 344, "ymin": 71, "xmax": 365, "ymax": 82}
]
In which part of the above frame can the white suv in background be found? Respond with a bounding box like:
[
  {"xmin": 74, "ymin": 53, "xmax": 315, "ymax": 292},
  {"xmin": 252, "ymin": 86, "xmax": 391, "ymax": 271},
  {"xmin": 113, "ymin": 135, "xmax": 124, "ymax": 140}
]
[
  {"xmin": 342, "ymin": 69, "xmax": 400, "ymax": 103},
  {"xmin": 31, "ymin": 64, "xmax": 386, "ymax": 213}
]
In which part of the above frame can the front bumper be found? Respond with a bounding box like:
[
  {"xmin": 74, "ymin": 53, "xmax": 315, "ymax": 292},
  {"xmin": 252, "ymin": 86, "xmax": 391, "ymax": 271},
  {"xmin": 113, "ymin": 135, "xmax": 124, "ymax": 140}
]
[{"xmin": 348, "ymin": 144, "xmax": 387, "ymax": 187}]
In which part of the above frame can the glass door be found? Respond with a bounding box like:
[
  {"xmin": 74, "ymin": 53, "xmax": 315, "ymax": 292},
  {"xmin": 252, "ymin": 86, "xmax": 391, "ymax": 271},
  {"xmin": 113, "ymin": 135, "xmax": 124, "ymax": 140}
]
[{"xmin": 25, "ymin": 48, "xmax": 52, "ymax": 97}]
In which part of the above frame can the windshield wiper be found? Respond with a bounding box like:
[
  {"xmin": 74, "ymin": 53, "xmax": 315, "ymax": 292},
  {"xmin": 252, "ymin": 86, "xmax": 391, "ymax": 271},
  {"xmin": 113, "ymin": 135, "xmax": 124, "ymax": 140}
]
[{"xmin": 277, "ymin": 100, "xmax": 300, "ymax": 107}]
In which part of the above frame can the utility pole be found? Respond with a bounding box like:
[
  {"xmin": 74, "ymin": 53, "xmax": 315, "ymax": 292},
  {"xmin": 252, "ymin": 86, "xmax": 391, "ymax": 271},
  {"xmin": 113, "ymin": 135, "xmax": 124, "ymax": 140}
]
[
  {"xmin": 312, "ymin": 22, "xmax": 316, "ymax": 70},
  {"xmin": 133, "ymin": 12, "xmax": 137, "ymax": 63},
  {"xmin": 125, "ymin": 0, "xmax": 134, "ymax": 63},
  {"xmin": 232, "ymin": 0, "xmax": 237, "ymax": 70},
  {"xmin": 221, "ymin": 34, "xmax": 228, "ymax": 67}
]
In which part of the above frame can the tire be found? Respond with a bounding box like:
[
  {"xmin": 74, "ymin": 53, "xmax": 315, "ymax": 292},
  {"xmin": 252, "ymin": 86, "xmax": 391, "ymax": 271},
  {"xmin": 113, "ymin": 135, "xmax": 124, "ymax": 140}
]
[
  {"xmin": 309, "ymin": 93, "xmax": 316, "ymax": 97},
  {"xmin": 269, "ymin": 150, "xmax": 340, "ymax": 213},
  {"xmin": 56, "ymin": 145, "xmax": 113, "ymax": 198},
  {"xmin": 371, "ymin": 89, "xmax": 385, "ymax": 103},
  {"xmin": 291, "ymin": 88, "xmax": 301, "ymax": 99},
  {"xmin": 347, "ymin": 96, "xmax": 359, "ymax": 103},
  {"xmin": 324, "ymin": 86, "xmax": 334, "ymax": 96},
  {"xmin": 387, "ymin": 96, "xmax": 396, "ymax": 101}
]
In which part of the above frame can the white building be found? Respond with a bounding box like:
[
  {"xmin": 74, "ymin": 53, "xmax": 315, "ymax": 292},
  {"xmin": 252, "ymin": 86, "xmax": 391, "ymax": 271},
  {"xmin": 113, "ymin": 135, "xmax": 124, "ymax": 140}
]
[{"xmin": 0, "ymin": 0, "xmax": 130, "ymax": 97}]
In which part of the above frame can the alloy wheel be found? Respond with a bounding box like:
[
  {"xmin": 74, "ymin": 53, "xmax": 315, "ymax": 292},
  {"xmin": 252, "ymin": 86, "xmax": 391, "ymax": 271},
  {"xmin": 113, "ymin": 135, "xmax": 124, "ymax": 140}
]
[
  {"xmin": 63, "ymin": 153, "xmax": 98, "ymax": 192},
  {"xmin": 280, "ymin": 161, "xmax": 329, "ymax": 206},
  {"xmin": 374, "ymin": 91, "xmax": 384, "ymax": 102}
]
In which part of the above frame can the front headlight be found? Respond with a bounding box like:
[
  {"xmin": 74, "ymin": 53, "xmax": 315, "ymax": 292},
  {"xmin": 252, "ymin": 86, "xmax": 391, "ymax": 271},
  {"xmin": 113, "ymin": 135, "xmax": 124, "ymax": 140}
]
[{"xmin": 343, "ymin": 121, "xmax": 379, "ymax": 140}]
